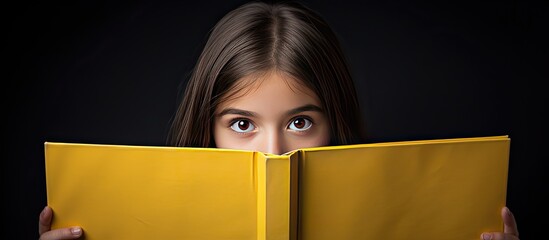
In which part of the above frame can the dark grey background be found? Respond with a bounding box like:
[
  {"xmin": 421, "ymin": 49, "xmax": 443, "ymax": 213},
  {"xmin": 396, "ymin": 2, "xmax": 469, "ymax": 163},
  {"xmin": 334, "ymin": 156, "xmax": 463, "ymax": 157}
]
[{"xmin": 5, "ymin": 0, "xmax": 547, "ymax": 239}]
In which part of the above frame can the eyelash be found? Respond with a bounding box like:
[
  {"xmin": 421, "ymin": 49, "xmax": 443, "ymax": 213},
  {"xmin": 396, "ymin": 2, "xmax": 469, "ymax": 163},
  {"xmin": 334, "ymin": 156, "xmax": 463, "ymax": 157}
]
[
  {"xmin": 287, "ymin": 116, "xmax": 313, "ymax": 132},
  {"xmin": 229, "ymin": 118, "xmax": 256, "ymax": 134},
  {"xmin": 228, "ymin": 116, "xmax": 314, "ymax": 134}
]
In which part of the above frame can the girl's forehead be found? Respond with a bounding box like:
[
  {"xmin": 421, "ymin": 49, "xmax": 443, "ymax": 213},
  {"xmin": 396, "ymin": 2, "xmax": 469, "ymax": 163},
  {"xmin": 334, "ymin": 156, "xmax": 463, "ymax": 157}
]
[
  {"xmin": 223, "ymin": 70, "xmax": 318, "ymax": 104},
  {"xmin": 216, "ymin": 70, "xmax": 321, "ymax": 112}
]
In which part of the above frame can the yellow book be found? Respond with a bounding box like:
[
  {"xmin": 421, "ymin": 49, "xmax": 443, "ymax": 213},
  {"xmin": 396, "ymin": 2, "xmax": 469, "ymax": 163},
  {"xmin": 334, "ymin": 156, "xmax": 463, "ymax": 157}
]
[{"xmin": 44, "ymin": 135, "xmax": 510, "ymax": 240}]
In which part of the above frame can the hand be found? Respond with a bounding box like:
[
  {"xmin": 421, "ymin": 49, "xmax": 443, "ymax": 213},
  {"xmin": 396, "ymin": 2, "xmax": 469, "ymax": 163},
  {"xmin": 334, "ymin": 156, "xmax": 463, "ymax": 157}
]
[
  {"xmin": 480, "ymin": 206, "xmax": 519, "ymax": 240},
  {"xmin": 39, "ymin": 206, "xmax": 83, "ymax": 240}
]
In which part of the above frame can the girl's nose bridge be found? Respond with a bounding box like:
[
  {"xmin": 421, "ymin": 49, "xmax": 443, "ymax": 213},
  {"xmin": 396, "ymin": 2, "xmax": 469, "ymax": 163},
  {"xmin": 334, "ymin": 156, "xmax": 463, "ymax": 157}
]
[{"xmin": 264, "ymin": 128, "xmax": 286, "ymax": 155}]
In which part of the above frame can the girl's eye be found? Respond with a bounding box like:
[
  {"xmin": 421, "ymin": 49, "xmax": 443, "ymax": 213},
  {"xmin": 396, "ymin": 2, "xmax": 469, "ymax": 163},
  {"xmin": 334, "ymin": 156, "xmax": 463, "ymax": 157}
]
[
  {"xmin": 288, "ymin": 117, "xmax": 312, "ymax": 131},
  {"xmin": 230, "ymin": 119, "xmax": 256, "ymax": 133}
]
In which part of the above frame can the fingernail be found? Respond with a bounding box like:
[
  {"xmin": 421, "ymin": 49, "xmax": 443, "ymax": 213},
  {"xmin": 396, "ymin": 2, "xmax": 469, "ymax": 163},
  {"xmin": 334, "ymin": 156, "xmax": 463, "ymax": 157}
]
[
  {"xmin": 506, "ymin": 207, "xmax": 513, "ymax": 216},
  {"xmin": 71, "ymin": 227, "xmax": 82, "ymax": 236},
  {"xmin": 39, "ymin": 206, "xmax": 47, "ymax": 219},
  {"xmin": 482, "ymin": 233, "xmax": 492, "ymax": 240}
]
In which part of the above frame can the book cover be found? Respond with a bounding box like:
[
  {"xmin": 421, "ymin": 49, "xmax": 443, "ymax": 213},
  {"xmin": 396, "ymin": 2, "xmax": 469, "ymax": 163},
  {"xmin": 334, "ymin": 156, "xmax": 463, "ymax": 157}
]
[{"xmin": 44, "ymin": 135, "xmax": 510, "ymax": 239}]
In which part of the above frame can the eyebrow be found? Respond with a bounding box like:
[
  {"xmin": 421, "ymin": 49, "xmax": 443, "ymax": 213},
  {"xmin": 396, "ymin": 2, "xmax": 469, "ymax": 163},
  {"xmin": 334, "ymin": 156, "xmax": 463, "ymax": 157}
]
[
  {"xmin": 217, "ymin": 108, "xmax": 256, "ymax": 117},
  {"xmin": 286, "ymin": 104, "xmax": 323, "ymax": 115},
  {"xmin": 216, "ymin": 104, "xmax": 323, "ymax": 118}
]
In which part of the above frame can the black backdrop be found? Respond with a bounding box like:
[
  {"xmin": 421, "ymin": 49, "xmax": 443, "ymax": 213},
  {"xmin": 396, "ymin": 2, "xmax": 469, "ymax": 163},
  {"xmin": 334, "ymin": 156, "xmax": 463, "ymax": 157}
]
[{"xmin": 5, "ymin": 0, "xmax": 547, "ymax": 239}]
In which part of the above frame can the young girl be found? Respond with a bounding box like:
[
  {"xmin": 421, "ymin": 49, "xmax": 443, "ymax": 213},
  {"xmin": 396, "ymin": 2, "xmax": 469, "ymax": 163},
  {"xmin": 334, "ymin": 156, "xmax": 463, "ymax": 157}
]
[{"xmin": 38, "ymin": 1, "xmax": 519, "ymax": 239}]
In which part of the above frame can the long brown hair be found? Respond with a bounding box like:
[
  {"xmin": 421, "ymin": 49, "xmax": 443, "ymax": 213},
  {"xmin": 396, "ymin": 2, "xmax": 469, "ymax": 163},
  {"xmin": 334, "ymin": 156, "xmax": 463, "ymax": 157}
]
[{"xmin": 168, "ymin": 1, "xmax": 365, "ymax": 147}]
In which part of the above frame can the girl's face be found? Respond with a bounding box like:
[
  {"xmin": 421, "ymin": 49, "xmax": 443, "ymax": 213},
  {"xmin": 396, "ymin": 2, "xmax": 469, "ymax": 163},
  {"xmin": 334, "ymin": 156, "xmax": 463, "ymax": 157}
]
[{"xmin": 213, "ymin": 70, "xmax": 330, "ymax": 155}]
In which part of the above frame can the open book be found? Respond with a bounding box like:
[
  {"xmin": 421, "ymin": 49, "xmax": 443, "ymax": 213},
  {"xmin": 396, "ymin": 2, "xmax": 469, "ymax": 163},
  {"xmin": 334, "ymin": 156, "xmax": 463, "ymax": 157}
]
[{"xmin": 44, "ymin": 135, "xmax": 510, "ymax": 240}]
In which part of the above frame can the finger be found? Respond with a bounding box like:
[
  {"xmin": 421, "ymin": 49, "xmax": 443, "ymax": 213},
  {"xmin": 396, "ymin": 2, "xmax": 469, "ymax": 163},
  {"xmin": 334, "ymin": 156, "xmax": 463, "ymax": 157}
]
[
  {"xmin": 481, "ymin": 232, "xmax": 519, "ymax": 240},
  {"xmin": 39, "ymin": 227, "xmax": 83, "ymax": 240},
  {"xmin": 502, "ymin": 207, "xmax": 519, "ymax": 237},
  {"xmin": 479, "ymin": 207, "xmax": 520, "ymax": 240},
  {"xmin": 38, "ymin": 206, "xmax": 53, "ymax": 235}
]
